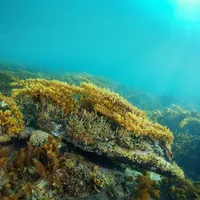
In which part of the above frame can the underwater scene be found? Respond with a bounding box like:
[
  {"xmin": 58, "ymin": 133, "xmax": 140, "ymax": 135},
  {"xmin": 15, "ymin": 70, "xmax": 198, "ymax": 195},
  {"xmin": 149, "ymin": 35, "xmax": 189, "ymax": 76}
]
[{"xmin": 1, "ymin": 0, "xmax": 200, "ymax": 199}]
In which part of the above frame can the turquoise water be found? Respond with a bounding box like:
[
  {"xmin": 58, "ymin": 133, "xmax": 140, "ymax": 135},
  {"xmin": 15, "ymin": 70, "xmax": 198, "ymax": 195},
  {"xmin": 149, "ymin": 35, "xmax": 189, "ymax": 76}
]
[
  {"xmin": 1, "ymin": 0, "xmax": 200, "ymax": 97},
  {"xmin": 1, "ymin": 2, "xmax": 200, "ymax": 198}
]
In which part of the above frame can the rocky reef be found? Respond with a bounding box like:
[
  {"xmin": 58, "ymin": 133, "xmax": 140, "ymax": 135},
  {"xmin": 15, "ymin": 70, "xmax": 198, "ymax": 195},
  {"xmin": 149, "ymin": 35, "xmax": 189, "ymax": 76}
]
[
  {"xmin": 0, "ymin": 74, "xmax": 199, "ymax": 199},
  {"xmin": 10, "ymin": 78, "xmax": 183, "ymax": 178},
  {"xmin": 149, "ymin": 105, "xmax": 200, "ymax": 181}
]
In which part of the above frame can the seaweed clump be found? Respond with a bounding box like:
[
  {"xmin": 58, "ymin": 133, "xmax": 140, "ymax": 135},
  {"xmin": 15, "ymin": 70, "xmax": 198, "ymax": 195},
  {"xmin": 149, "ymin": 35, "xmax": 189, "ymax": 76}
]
[
  {"xmin": 150, "ymin": 104, "xmax": 200, "ymax": 135},
  {"xmin": 133, "ymin": 172, "xmax": 160, "ymax": 200},
  {"xmin": 0, "ymin": 135, "xmax": 114, "ymax": 199},
  {"xmin": 80, "ymin": 82, "xmax": 174, "ymax": 145},
  {"xmin": 12, "ymin": 79, "xmax": 173, "ymax": 144},
  {"xmin": 11, "ymin": 78, "xmax": 184, "ymax": 178},
  {"xmin": 0, "ymin": 71, "xmax": 18, "ymax": 95},
  {"xmin": 160, "ymin": 177, "xmax": 200, "ymax": 200},
  {"xmin": 150, "ymin": 105, "xmax": 200, "ymax": 180},
  {"xmin": 0, "ymin": 93, "xmax": 24, "ymax": 143},
  {"xmin": 172, "ymin": 132, "xmax": 200, "ymax": 180}
]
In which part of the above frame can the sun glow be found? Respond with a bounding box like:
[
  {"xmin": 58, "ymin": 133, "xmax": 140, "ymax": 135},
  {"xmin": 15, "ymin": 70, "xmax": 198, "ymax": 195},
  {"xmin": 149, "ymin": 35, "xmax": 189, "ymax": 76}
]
[{"xmin": 175, "ymin": 0, "xmax": 200, "ymax": 21}]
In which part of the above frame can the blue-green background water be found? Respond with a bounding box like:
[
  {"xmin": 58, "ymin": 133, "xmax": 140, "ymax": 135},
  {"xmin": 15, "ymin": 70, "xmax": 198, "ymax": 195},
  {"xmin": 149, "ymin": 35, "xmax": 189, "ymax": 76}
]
[{"xmin": 1, "ymin": 0, "xmax": 200, "ymax": 97}]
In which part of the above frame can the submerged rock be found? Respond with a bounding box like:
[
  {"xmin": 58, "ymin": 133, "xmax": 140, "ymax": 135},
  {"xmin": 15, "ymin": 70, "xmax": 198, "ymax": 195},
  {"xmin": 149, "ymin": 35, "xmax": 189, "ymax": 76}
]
[
  {"xmin": 63, "ymin": 109, "xmax": 184, "ymax": 179},
  {"xmin": 29, "ymin": 130, "xmax": 50, "ymax": 147},
  {"xmin": 11, "ymin": 79, "xmax": 184, "ymax": 179},
  {"xmin": 0, "ymin": 135, "xmax": 11, "ymax": 145}
]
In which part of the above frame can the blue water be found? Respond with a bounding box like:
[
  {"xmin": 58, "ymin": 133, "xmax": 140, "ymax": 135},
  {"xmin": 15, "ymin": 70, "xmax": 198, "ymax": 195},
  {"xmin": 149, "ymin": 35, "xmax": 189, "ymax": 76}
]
[{"xmin": 1, "ymin": 0, "xmax": 200, "ymax": 97}]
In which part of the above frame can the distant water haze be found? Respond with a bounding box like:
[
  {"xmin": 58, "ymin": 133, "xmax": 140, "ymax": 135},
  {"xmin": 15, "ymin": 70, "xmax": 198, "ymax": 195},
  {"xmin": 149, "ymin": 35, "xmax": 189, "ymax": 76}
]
[{"xmin": 1, "ymin": 0, "xmax": 200, "ymax": 97}]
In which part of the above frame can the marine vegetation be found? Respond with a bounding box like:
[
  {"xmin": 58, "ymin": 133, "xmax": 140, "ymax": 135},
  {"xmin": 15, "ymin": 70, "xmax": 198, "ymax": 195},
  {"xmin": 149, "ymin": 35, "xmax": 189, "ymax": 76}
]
[
  {"xmin": 10, "ymin": 78, "xmax": 183, "ymax": 178},
  {"xmin": 149, "ymin": 105, "xmax": 200, "ymax": 180},
  {"xmin": 126, "ymin": 170, "xmax": 200, "ymax": 200},
  {"xmin": 172, "ymin": 132, "xmax": 200, "ymax": 180},
  {"xmin": 0, "ymin": 134, "xmax": 115, "ymax": 199},
  {"xmin": 60, "ymin": 72, "xmax": 118, "ymax": 91},
  {"xmin": 2, "ymin": 76, "xmax": 199, "ymax": 199},
  {"xmin": 149, "ymin": 104, "xmax": 200, "ymax": 135},
  {"xmin": 60, "ymin": 72, "xmax": 166, "ymax": 111},
  {"xmin": 0, "ymin": 93, "xmax": 24, "ymax": 143},
  {"xmin": 133, "ymin": 171, "xmax": 160, "ymax": 200},
  {"xmin": 160, "ymin": 177, "xmax": 200, "ymax": 200},
  {"xmin": 0, "ymin": 64, "xmax": 48, "ymax": 96},
  {"xmin": 12, "ymin": 78, "xmax": 173, "ymax": 144},
  {"xmin": 0, "ymin": 71, "xmax": 18, "ymax": 95}
]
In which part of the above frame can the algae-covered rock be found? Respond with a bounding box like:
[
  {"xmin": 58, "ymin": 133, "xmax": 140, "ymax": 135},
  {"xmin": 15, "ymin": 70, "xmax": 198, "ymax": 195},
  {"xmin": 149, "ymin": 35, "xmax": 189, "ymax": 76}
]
[
  {"xmin": 64, "ymin": 109, "xmax": 184, "ymax": 179},
  {"xmin": 12, "ymin": 78, "xmax": 184, "ymax": 179},
  {"xmin": 149, "ymin": 104, "xmax": 200, "ymax": 135},
  {"xmin": 0, "ymin": 94, "xmax": 24, "ymax": 143},
  {"xmin": 149, "ymin": 105, "xmax": 200, "ymax": 180},
  {"xmin": 0, "ymin": 135, "xmax": 11, "ymax": 144},
  {"xmin": 29, "ymin": 130, "xmax": 50, "ymax": 147},
  {"xmin": 37, "ymin": 120, "xmax": 63, "ymax": 137},
  {"xmin": 0, "ymin": 135, "xmax": 120, "ymax": 199}
]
